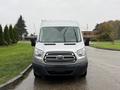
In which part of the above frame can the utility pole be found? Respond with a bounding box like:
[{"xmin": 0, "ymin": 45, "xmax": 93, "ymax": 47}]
[
  {"xmin": 33, "ymin": 24, "xmax": 36, "ymax": 35},
  {"xmin": 86, "ymin": 24, "xmax": 88, "ymax": 31}
]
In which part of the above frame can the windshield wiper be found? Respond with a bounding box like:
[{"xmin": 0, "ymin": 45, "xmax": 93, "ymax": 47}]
[
  {"xmin": 73, "ymin": 28, "xmax": 78, "ymax": 42},
  {"xmin": 44, "ymin": 43, "xmax": 56, "ymax": 45},
  {"xmin": 64, "ymin": 42, "xmax": 76, "ymax": 45},
  {"xmin": 63, "ymin": 29, "xmax": 67, "ymax": 42}
]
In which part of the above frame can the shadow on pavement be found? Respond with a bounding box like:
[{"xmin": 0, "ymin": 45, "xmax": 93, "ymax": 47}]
[{"xmin": 34, "ymin": 76, "xmax": 87, "ymax": 90}]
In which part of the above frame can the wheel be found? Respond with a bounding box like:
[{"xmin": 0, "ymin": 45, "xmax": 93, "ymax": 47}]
[
  {"xmin": 34, "ymin": 72, "xmax": 41, "ymax": 78},
  {"xmin": 81, "ymin": 71, "xmax": 87, "ymax": 77}
]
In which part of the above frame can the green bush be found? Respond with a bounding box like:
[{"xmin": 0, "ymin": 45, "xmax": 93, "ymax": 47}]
[
  {"xmin": 9, "ymin": 25, "xmax": 16, "ymax": 43},
  {"xmin": 0, "ymin": 25, "xmax": 7, "ymax": 45},
  {"xmin": 0, "ymin": 24, "xmax": 19, "ymax": 46},
  {"xmin": 0, "ymin": 25, "xmax": 4, "ymax": 45},
  {"xmin": 13, "ymin": 26, "xmax": 19, "ymax": 43},
  {"xmin": 4, "ymin": 25, "xmax": 11, "ymax": 45}
]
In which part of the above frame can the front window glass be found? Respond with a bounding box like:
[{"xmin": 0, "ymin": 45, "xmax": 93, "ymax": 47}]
[{"xmin": 39, "ymin": 27, "xmax": 81, "ymax": 43}]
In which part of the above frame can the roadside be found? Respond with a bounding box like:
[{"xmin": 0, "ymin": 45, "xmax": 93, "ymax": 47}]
[
  {"xmin": 90, "ymin": 40, "xmax": 120, "ymax": 51},
  {"xmin": 0, "ymin": 41, "xmax": 33, "ymax": 85},
  {"xmin": 8, "ymin": 47, "xmax": 120, "ymax": 90}
]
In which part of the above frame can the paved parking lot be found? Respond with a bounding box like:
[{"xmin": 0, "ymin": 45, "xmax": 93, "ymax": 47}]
[{"xmin": 10, "ymin": 47, "xmax": 120, "ymax": 90}]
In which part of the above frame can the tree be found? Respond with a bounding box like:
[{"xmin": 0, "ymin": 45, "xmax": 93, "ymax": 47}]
[
  {"xmin": 13, "ymin": 26, "xmax": 19, "ymax": 43},
  {"xmin": 4, "ymin": 25, "xmax": 11, "ymax": 44},
  {"xmin": 94, "ymin": 20, "xmax": 120, "ymax": 42},
  {"xmin": 102, "ymin": 23, "xmax": 115, "ymax": 43},
  {"xmin": 113, "ymin": 20, "xmax": 120, "ymax": 39},
  {"xmin": 9, "ymin": 25, "xmax": 16, "ymax": 43},
  {"xmin": 15, "ymin": 15, "xmax": 28, "ymax": 40},
  {"xmin": 94, "ymin": 22, "xmax": 116, "ymax": 43},
  {"xmin": 0, "ymin": 25, "xmax": 6, "ymax": 45}
]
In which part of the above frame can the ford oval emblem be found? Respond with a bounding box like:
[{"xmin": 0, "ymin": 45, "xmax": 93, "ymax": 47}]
[{"xmin": 56, "ymin": 55, "xmax": 64, "ymax": 60}]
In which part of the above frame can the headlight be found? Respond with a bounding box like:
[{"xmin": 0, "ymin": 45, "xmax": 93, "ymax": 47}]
[
  {"xmin": 34, "ymin": 48, "xmax": 44, "ymax": 57},
  {"xmin": 76, "ymin": 48, "xmax": 86, "ymax": 57}
]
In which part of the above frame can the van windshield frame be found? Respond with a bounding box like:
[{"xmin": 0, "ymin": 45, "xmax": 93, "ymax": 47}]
[{"xmin": 39, "ymin": 26, "xmax": 82, "ymax": 43}]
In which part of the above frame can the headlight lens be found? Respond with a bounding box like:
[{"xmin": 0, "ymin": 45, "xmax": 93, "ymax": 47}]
[
  {"xmin": 34, "ymin": 48, "xmax": 44, "ymax": 57},
  {"xmin": 77, "ymin": 48, "xmax": 86, "ymax": 57}
]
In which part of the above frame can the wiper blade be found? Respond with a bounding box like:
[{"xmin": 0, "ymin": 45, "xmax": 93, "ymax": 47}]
[
  {"xmin": 73, "ymin": 28, "xmax": 78, "ymax": 42},
  {"xmin": 64, "ymin": 42, "xmax": 76, "ymax": 45},
  {"xmin": 44, "ymin": 43, "xmax": 56, "ymax": 45}
]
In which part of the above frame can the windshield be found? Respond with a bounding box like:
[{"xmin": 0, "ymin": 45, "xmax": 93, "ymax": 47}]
[{"xmin": 39, "ymin": 27, "xmax": 81, "ymax": 43}]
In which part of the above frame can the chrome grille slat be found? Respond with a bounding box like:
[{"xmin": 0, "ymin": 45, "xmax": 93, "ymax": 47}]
[
  {"xmin": 44, "ymin": 51, "xmax": 76, "ymax": 63},
  {"xmin": 46, "ymin": 55, "xmax": 74, "ymax": 58}
]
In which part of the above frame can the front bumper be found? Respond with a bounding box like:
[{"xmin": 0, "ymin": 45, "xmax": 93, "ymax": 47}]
[{"xmin": 32, "ymin": 57, "xmax": 88, "ymax": 76}]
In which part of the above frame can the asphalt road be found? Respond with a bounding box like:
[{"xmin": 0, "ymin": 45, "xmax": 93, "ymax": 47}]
[{"xmin": 9, "ymin": 47, "xmax": 120, "ymax": 90}]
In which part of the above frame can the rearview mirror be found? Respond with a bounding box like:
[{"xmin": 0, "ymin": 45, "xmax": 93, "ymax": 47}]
[
  {"xmin": 30, "ymin": 37, "xmax": 37, "ymax": 47},
  {"xmin": 84, "ymin": 38, "xmax": 90, "ymax": 46}
]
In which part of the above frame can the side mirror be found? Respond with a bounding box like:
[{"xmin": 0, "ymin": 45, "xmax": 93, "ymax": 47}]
[
  {"xmin": 84, "ymin": 38, "xmax": 90, "ymax": 46},
  {"xmin": 30, "ymin": 37, "xmax": 37, "ymax": 47}
]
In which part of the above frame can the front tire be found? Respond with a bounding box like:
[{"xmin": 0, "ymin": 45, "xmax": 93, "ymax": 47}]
[
  {"xmin": 81, "ymin": 71, "xmax": 87, "ymax": 77},
  {"xmin": 34, "ymin": 72, "xmax": 41, "ymax": 78}
]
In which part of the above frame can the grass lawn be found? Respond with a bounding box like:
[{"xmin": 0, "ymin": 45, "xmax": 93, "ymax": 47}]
[
  {"xmin": 90, "ymin": 40, "xmax": 120, "ymax": 50},
  {"xmin": 0, "ymin": 41, "xmax": 34, "ymax": 85}
]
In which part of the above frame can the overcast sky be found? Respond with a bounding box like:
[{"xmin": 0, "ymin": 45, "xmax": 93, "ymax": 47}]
[{"xmin": 0, "ymin": 0, "xmax": 120, "ymax": 34}]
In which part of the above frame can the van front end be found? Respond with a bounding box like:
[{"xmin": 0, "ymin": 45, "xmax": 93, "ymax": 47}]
[
  {"xmin": 32, "ymin": 45, "xmax": 88, "ymax": 77},
  {"xmin": 32, "ymin": 20, "xmax": 88, "ymax": 77},
  {"xmin": 33, "ymin": 57, "xmax": 88, "ymax": 77}
]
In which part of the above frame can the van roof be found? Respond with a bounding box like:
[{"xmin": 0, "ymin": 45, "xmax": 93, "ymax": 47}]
[{"xmin": 41, "ymin": 20, "xmax": 79, "ymax": 27}]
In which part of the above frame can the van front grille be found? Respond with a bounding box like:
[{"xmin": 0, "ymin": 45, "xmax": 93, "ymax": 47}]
[{"xmin": 44, "ymin": 51, "xmax": 76, "ymax": 63}]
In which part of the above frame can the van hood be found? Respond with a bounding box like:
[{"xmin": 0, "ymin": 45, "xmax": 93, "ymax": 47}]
[{"xmin": 35, "ymin": 42, "xmax": 85, "ymax": 53}]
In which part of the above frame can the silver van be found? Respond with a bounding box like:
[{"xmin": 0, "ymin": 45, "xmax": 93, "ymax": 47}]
[{"xmin": 31, "ymin": 20, "xmax": 88, "ymax": 77}]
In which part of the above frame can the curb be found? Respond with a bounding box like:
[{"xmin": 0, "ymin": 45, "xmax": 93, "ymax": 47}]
[
  {"xmin": 0, "ymin": 64, "xmax": 32, "ymax": 90},
  {"xmin": 90, "ymin": 46, "xmax": 120, "ymax": 51}
]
